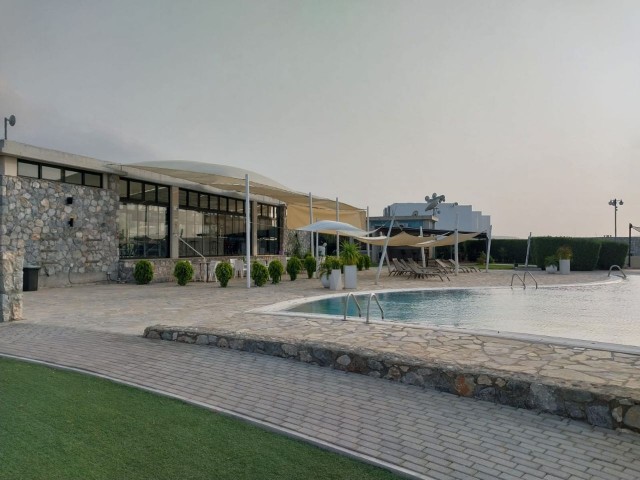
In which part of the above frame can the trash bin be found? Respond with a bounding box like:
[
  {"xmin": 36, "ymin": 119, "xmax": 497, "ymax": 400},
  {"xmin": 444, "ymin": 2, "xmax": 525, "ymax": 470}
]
[{"xmin": 23, "ymin": 266, "xmax": 41, "ymax": 292}]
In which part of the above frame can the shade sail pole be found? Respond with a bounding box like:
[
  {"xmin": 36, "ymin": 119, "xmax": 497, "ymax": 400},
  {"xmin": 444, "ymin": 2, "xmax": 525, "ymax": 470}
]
[
  {"xmin": 309, "ymin": 192, "xmax": 314, "ymax": 258},
  {"xmin": 454, "ymin": 214, "xmax": 459, "ymax": 276},
  {"xmin": 485, "ymin": 225, "xmax": 493, "ymax": 273},
  {"xmin": 245, "ymin": 174, "xmax": 251, "ymax": 289},
  {"xmin": 336, "ymin": 197, "xmax": 340, "ymax": 256},
  {"xmin": 375, "ymin": 215, "xmax": 395, "ymax": 285},
  {"xmin": 524, "ymin": 232, "xmax": 532, "ymax": 268},
  {"xmin": 420, "ymin": 226, "xmax": 426, "ymax": 268},
  {"xmin": 366, "ymin": 206, "xmax": 370, "ymax": 258}
]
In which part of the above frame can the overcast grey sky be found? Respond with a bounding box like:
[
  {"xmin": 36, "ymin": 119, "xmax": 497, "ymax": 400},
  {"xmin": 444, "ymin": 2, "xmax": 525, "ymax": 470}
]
[{"xmin": 1, "ymin": 1, "xmax": 639, "ymax": 237}]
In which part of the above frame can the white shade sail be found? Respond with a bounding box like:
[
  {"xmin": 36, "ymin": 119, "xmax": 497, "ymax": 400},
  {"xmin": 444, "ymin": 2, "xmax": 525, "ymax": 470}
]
[{"xmin": 129, "ymin": 161, "xmax": 366, "ymax": 229}]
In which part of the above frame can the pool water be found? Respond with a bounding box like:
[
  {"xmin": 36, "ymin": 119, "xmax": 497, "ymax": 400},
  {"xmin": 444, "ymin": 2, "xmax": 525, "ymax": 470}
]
[{"xmin": 288, "ymin": 276, "xmax": 640, "ymax": 347}]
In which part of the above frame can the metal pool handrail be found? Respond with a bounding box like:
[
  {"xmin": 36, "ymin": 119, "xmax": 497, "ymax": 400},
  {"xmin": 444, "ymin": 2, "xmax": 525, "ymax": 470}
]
[
  {"xmin": 608, "ymin": 265, "xmax": 627, "ymax": 279},
  {"xmin": 343, "ymin": 293, "xmax": 362, "ymax": 321},
  {"xmin": 511, "ymin": 271, "xmax": 538, "ymax": 289},
  {"xmin": 365, "ymin": 293, "xmax": 384, "ymax": 324}
]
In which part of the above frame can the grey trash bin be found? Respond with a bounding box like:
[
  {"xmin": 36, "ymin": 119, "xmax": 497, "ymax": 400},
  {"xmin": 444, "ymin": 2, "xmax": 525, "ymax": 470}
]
[{"xmin": 23, "ymin": 266, "xmax": 41, "ymax": 291}]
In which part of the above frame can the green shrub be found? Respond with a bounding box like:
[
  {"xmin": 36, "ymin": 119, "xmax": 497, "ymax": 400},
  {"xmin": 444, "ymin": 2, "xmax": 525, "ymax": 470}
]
[
  {"xmin": 544, "ymin": 255, "xmax": 558, "ymax": 267},
  {"xmin": 531, "ymin": 237, "xmax": 600, "ymax": 271},
  {"xmin": 251, "ymin": 262, "xmax": 269, "ymax": 287},
  {"xmin": 339, "ymin": 241, "xmax": 360, "ymax": 266},
  {"xmin": 215, "ymin": 262, "xmax": 234, "ymax": 287},
  {"xmin": 596, "ymin": 241, "xmax": 628, "ymax": 269},
  {"xmin": 268, "ymin": 260, "xmax": 284, "ymax": 284},
  {"xmin": 476, "ymin": 252, "xmax": 494, "ymax": 265},
  {"xmin": 173, "ymin": 260, "xmax": 194, "ymax": 286},
  {"xmin": 133, "ymin": 260, "xmax": 154, "ymax": 285},
  {"xmin": 286, "ymin": 257, "xmax": 303, "ymax": 281},
  {"xmin": 303, "ymin": 256, "xmax": 317, "ymax": 278},
  {"xmin": 362, "ymin": 255, "xmax": 371, "ymax": 270}
]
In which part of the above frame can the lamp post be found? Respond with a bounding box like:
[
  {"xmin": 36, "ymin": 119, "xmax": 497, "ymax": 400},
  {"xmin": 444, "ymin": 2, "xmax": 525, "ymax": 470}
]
[
  {"xmin": 608, "ymin": 199, "xmax": 623, "ymax": 237},
  {"xmin": 4, "ymin": 115, "xmax": 16, "ymax": 140}
]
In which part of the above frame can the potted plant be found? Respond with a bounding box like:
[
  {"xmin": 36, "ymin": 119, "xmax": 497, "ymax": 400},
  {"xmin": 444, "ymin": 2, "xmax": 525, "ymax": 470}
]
[
  {"xmin": 321, "ymin": 256, "xmax": 342, "ymax": 290},
  {"xmin": 556, "ymin": 245, "xmax": 572, "ymax": 275},
  {"xmin": 339, "ymin": 241, "xmax": 360, "ymax": 289},
  {"xmin": 544, "ymin": 255, "xmax": 558, "ymax": 274}
]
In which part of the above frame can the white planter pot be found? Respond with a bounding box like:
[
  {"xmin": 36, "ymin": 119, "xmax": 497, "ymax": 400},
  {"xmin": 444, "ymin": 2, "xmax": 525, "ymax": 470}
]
[
  {"xmin": 545, "ymin": 265, "xmax": 557, "ymax": 274},
  {"xmin": 559, "ymin": 259, "xmax": 570, "ymax": 275},
  {"xmin": 319, "ymin": 273, "xmax": 329, "ymax": 288},
  {"xmin": 343, "ymin": 265, "xmax": 358, "ymax": 289},
  {"xmin": 329, "ymin": 269, "xmax": 343, "ymax": 290}
]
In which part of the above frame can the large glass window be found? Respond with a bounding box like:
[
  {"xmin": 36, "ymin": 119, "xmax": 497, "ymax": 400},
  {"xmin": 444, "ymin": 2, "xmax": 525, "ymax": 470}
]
[
  {"xmin": 118, "ymin": 179, "xmax": 170, "ymax": 259},
  {"xmin": 257, "ymin": 203, "xmax": 281, "ymax": 255},
  {"xmin": 178, "ymin": 189, "xmax": 251, "ymax": 257}
]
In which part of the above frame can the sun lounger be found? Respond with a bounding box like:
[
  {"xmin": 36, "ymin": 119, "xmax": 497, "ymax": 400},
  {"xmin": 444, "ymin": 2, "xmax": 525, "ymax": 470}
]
[
  {"xmin": 406, "ymin": 259, "xmax": 450, "ymax": 281},
  {"xmin": 447, "ymin": 259, "xmax": 479, "ymax": 272},
  {"xmin": 391, "ymin": 258, "xmax": 412, "ymax": 276}
]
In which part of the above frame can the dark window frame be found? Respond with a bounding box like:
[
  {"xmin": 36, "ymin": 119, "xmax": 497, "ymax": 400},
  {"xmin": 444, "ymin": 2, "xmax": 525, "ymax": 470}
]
[{"xmin": 17, "ymin": 159, "xmax": 103, "ymax": 188}]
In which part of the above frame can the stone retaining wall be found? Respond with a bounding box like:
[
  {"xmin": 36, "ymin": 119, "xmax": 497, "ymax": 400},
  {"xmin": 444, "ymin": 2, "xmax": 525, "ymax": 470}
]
[{"xmin": 144, "ymin": 325, "xmax": 640, "ymax": 433}]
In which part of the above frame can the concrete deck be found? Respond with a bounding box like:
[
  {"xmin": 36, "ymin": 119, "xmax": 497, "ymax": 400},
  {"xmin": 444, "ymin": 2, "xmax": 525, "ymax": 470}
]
[{"xmin": 1, "ymin": 268, "xmax": 639, "ymax": 479}]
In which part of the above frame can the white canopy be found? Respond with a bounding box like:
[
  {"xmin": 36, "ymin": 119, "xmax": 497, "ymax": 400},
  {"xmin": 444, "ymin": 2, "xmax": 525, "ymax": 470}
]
[
  {"xmin": 129, "ymin": 160, "xmax": 366, "ymax": 229},
  {"xmin": 298, "ymin": 220, "xmax": 372, "ymax": 236},
  {"xmin": 416, "ymin": 232, "xmax": 483, "ymax": 247}
]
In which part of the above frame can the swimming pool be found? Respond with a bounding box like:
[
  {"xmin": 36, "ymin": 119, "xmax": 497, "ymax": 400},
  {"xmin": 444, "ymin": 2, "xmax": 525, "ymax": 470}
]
[{"xmin": 286, "ymin": 276, "xmax": 640, "ymax": 347}]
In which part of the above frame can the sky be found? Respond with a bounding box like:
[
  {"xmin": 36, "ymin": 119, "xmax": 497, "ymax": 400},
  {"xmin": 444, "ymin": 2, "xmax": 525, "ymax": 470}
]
[{"xmin": 1, "ymin": 0, "xmax": 639, "ymax": 238}]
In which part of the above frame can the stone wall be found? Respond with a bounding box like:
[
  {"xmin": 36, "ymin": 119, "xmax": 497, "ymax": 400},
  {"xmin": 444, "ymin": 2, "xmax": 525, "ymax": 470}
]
[
  {"xmin": 144, "ymin": 325, "xmax": 640, "ymax": 433},
  {"xmin": 0, "ymin": 251, "xmax": 23, "ymax": 322},
  {"xmin": 284, "ymin": 229, "xmax": 311, "ymax": 256},
  {"xmin": 0, "ymin": 175, "xmax": 119, "ymax": 287}
]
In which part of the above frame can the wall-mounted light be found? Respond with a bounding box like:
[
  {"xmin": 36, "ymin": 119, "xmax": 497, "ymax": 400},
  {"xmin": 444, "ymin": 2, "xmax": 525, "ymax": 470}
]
[
  {"xmin": 68, "ymin": 218, "xmax": 75, "ymax": 227},
  {"xmin": 66, "ymin": 196, "xmax": 73, "ymax": 205}
]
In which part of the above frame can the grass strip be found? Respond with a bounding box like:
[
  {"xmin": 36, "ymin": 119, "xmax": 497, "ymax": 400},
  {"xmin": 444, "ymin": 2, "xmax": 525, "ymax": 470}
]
[{"xmin": 0, "ymin": 358, "xmax": 399, "ymax": 480}]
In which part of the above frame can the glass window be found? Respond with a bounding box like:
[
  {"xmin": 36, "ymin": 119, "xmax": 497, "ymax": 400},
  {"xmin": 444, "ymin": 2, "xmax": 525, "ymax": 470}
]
[
  {"xmin": 17, "ymin": 161, "xmax": 39, "ymax": 178},
  {"xmin": 228, "ymin": 199, "xmax": 237, "ymax": 213},
  {"xmin": 129, "ymin": 181, "xmax": 143, "ymax": 200},
  {"xmin": 188, "ymin": 191, "xmax": 199, "ymax": 208},
  {"xmin": 237, "ymin": 200, "xmax": 244, "ymax": 214},
  {"xmin": 179, "ymin": 190, "xmax": 187, "ymax": 207},
  {"xmin": 42, "ymin": 165, "xmax": 62, "ymax": 181},
  {"xmin": 84, "ymin": 172, "xmax": 102, "ymax": 187},
  {"xmin": 199, "ymin": 193, "xmax": 209, "ymax": 209},
  {"xmin": 219, "ymin": 197, "xmax": 228, "ymax": 211},
  {"xmin": 65, "ymin": 170, "xmax": 82, "ymax": 185},
  {"xmin": 210, "ymin": 196, "xmax": 219, "ymax": 211},
  {"xmin": 119, "ymin": 179, "xmax": 128, "ymax": 199},
  {"xmin": 144, "ymin": 184, "xmax": 156, "ymax": 202},
  {"xmin": 157, "ymin": 186, "xmax": 169, "ymax": 205}
]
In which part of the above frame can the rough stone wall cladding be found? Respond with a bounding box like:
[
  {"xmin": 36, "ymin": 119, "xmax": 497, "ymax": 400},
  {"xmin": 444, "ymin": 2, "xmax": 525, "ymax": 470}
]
[
  {"xmin": 0, "ymin": 175, "xmax": 119, "ymax": 277},
  {"xmin": 284, "ymin": 229, "xmax": 311, "ymax": 256},
  {"xmin": 144, "ymin": 325, "xmax": 640, "ymax": 433}
]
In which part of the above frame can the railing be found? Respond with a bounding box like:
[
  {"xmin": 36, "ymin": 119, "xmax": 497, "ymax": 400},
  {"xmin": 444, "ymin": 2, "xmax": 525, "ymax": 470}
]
[
  {"xmin": 178, "ymin": 237, "xmax": 206, "ymax": 260},
  {"xmin": 343, "ymin": 293, "xmax": 385, "ymax": 323},
  {"xmin": 365, "ymin": 293, "xmax": 384, "ymax": 324},
  {"xmin": 511, "ymin": 271, "xmax": 538, "ymax": 289},
  {"xmin": 343, "ymin": 293, "xmax": 362, "ymax": 321},
  {"xmin": 178, "ymin": 237, "xmax": 207, "ymax": 281},
  {"xmin": 608, "ymin": 265, "xmax": 627, "ymax": 279}
]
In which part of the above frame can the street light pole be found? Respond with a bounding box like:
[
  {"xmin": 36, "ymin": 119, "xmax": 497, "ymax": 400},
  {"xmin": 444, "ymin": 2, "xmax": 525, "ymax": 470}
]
[{"xmin": 608, "ymin": 198, "xmax": 623, "ymax": 237}]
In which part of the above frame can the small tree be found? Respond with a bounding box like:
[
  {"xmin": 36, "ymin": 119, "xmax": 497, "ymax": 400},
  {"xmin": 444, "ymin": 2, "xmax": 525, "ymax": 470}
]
[
  {"xmin": 251, "ymin": 262, "xmax": 269, "ymax": 287},
  {"xmin": 133, "ymin": 260, "xmax": 154, "ymax": 285},
  {"xmin": 173, "ymin": 260, "xmax": 194, "ymax": 286},
  {"xmin": 268, "ymin": 260, "xmax": 284, "ymax": 284},
  {"xmin": 286, "ymin": 257, "xmax": 303, "ymax": 281},
  {"xmin": 215, "ymin": 262, "xmax": 234, "ymax": 287},
  {"xmin": 303, "ymin": 255, "xmax": 317, "ymax": 279}
]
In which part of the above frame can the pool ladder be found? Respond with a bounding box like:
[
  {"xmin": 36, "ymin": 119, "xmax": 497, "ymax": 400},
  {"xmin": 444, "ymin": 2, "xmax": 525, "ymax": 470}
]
[
  {"xmin": 608, "ymin": 265, "xmax": 627, "ymax": 279},
  {"xmin": 343, "ymin": 293, "xmax": 384, "ymax": 324},
  {"xmin": 511, "ymin": 271, "xmax": 538, "ymax": 289}
]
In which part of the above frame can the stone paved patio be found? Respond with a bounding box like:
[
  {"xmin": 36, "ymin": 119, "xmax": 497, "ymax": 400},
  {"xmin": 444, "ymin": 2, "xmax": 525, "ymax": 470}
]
[{"xmin": 2, "ymin": 268, "xmax": 639, "ymax": 479}]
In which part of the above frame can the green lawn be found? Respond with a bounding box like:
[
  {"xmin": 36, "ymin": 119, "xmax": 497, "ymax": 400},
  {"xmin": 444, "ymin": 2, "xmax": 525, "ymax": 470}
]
[{"xmin": 0, "ymin": 358, "xmax": 399, "ymax": 480}]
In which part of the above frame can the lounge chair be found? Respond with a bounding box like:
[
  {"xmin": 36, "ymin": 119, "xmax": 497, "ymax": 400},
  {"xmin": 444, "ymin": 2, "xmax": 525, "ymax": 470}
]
[
  {"xmin": 391, "ymin": 258, "xmax": 412, "ymax": 276},
  {"xmin": 434, "ymin": 259, "xmax": 456, "ymax": 273},
  {"xmin": 405, "ymin": 259, "xmax": 449, "ymax": 281},
  {"xmin": 447, "ymin": 259, "xmax": 478, "ymax": 272}
]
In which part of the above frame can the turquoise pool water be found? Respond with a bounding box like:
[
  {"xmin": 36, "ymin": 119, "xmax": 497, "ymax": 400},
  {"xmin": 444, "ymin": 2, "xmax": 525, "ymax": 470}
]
[{"xmin": 287, "ymin": 276, "xmax": 640, "ymax": 347}]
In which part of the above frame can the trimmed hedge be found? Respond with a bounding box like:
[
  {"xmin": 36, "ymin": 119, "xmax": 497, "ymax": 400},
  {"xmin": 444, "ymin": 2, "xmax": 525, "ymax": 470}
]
[
  {"xmin": 596, "ymin": 241, "xmax": 628, "ymax": 270},
  {"xmin": 531, "ymin": 237, "xmax": 600, "ymax": 271}
]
